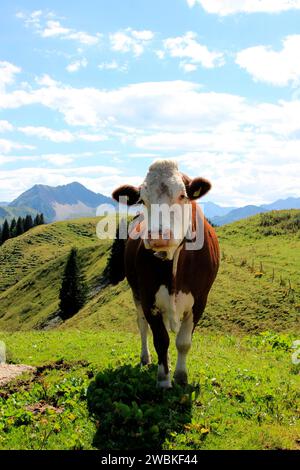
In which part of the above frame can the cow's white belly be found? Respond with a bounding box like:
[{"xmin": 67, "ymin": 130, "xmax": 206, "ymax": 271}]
[{"xmin": 154, "ymin": 285, "xmax": 194, "ymax": 333}]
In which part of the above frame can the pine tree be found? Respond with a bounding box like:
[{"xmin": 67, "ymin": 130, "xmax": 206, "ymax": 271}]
[
  {"xmin": 16, "ymin": 217, "xmax": 24, "ymax": 236},
  {"xmin": 10, "ymin": 218, "xmax": 17, "ymax": 237},
  {"xmin": 103, "ymin": 225, "xmax": 126, "ymax": 285},
  {"xmin": 34, "ymin": 213, "xmax": 45, "ymax": 226},
  {"xmin": 1, "ymin": 220, "xmax": 10, "ymax": 244},
  {"xmin": 33, "ymin": 214, "xmax": 39, "ymax": 226},
  {"xmin": 59, "ymin": 248, "xmax": 87, "ymax": 320},
  {"xmin": 24, "ymin": 214, "xmax": 33, "ymax": 232}
]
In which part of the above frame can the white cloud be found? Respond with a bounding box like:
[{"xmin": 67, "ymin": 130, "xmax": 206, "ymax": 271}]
[
  {"xmin": 187, "ymin": 0, "xmax": 300, "ymax": 15},
  {"xmin": 0, "ymin": 139, "xmax": 35, "ymax": 154},
  {"xmin": 41, "ymin": 21, "xmax": 101, "ymax": 45},
  {"xmin": 17, "ymin": 11, "xmax": 101, "ymax": 45},
  {"xmin": 236, "ymin": 35, "xmax": 300, "ymax": 86},
  {"xmin": 0, "ymin": 61, "xmax": 21, "ymax": 91},
  {"xmin": 98, "ymin": 60, "xmax": 128, "ymax": 72},
  {"xmin": 180, "ymin": 63, "xmax": 198, "ymax": 73},
  {"xmin": 0, "ymin": 165, "xmax": 140, "ymax": 201},
  {"xmin": 78, "ymin": 134, "xmax": 107, "ymax": 142},
  {"xmin": 66, "ymin": 58, "xmax": 88, "ymax": 73},
  {"xmin": 0, "ymin": 152, "xmax": 95, "ymax": 166},
  {"xmin": 162, "ymin": 32, "xmax": 225, "ymax": 70},
  {"xmin": 110, "ymin": 28, "xmax": 154, "ymax": 56},
  {"xmin": 19, "ymin": 126, "xmax": 74, "ymax": 143},
  {"xmin": 1, "ymin": 77, "xmax": 300, "ymax": 204},
  {"xmin": 18, "ymin": 126, "xmax": 107, "ymax": 143},
  {"xmin": 0, "ymin": 120, "xmax": 14, "ymax": 132}
]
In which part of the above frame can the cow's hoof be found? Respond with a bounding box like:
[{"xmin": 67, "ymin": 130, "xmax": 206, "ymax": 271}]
[
  {"xmin": 140, "ymin": 355, "xmax": 151, "ymax": 367},
  {"xmin": 157, "ymin": 379, "xmax": 172, "ymax": 389},
  {"xmin": 174, "ymin": 370, "xmax": 188, "ymax": 386}
]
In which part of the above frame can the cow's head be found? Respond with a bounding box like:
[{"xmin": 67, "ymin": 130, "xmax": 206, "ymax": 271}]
[{"xmin": 112, "ymin": 160, "xmax": 211, "ymax": 259}]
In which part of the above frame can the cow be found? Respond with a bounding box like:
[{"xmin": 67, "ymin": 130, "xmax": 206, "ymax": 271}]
[{"xmin": 112, "ymin": 160, "xmax": 219, "ymax": 388}]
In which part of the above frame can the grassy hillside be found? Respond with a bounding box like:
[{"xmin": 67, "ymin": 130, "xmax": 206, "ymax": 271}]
[
  {"xmin": 0, "ymin": 210, "xmax": 299, "ymax": 333},
  {"xmin": 0, "ymin": 218, "xmax": 110, "ymax": 330},
  {"xmin": 0, "ymin": 210, "xmax": 299, "ymax": 450}
]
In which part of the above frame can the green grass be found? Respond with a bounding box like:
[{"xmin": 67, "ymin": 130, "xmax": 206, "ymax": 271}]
[
  {"xmin": 0, "ymin": 330, "xmax": 299, "ymax": 450},
  {"xmin": 0, "ymin": 210, "xmax": 299, "ymax": 449}
]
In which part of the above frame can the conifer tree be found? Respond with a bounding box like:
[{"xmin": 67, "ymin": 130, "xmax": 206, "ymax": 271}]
[
  {"xmin": 16, "ymin": 217, "xmax": 24, "ymax": 236},
  {"xmin": 24, "ymin": 214, "xmax": 33, "ymax": 232},
  {"xmin": 59, "ymin": 248, "xmax": 87, "ymax": 320},
  {"xmin": 1, "ymin": 219, "xmax": 10, "ymax": 244},
  {"xmin": 10, "ymin": 218, "xmax": 17, "ymax": 237}
]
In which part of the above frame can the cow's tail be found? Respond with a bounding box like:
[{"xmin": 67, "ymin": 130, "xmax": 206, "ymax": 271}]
[{"xmin": 103, "ymin": 225, "xmax": 127, "ymax": 285}]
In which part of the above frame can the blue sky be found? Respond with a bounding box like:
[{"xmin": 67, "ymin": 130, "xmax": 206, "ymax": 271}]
[{"xmin": 0, "ymin": 0, "xmax": 300, "ymax": 206}]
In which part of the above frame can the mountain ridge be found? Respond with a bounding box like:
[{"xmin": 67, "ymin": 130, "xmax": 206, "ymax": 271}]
[
  {"xmin": 7, "ymin": 182, "xmax": 114, "ymax": 222},
  {"xmin": 1, "ymin": 181, "xmax": 299, "ymax": 225}
]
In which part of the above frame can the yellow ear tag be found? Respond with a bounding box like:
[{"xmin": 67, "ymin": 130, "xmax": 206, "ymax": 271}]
[{"xmin": 193, "ymin": 188, "xmax": 201, "ymax": 198}]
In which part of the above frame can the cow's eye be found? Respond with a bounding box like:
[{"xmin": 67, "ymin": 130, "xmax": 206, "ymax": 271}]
[
  {"xmin": 138, "ymin": 198, "xmax": 144, "ymax": 205},
  {"xmin": 179, "ymin": 194, "xmax": 187, "ymax": 201}
]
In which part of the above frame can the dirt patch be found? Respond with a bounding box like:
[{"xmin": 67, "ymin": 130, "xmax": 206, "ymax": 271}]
[
  {"xmin": 26, "ymin": 401, "xmax": 64, "ymax": 415},
  {"xmin": 0, "ymin": 364, "xmax": 36, "ymax": 386}
]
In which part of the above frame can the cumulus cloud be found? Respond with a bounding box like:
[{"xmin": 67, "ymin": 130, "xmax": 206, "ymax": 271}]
[
  {"xmin": 19, "ymin": 126, "xmax": 74, "ymax": 143},
  {"xmin": 162, "ymin": 32, "xmax": 225, "ymax": 70},
  {"xmin": 0, "ymin": 120, "xmax": 14, "ymax": 132},
  {"xmin": 1, "ymin": 75, "xmax": 300, "ymax": 205},
  {"xmin": 0, "ymin": 138, "xmax": 35, "ymax": 154},
  {"xmin": 98, "ymin": 60, "xmax": 128, "ymax": 72},
  {"xmin": 0, "ymin": 165, "xmax": 141, "ymax": 201},
  {"xmin": 0, "ymin": 61, "xmax": 21, "ymax": 91},
  {"xmin": 236, "ymin": 35, "xmax": 300, "ymax": 86},
  {"xmin": 18, "ymin": 126, "xmax": 107, "ymax": 143},
  {"xmin": 66, "ymin": 58, "xmax": 88, "ymax": 73},
  {"xmin": 110, "ymin": 28, "xmax": 154, "ymax": 56},
  {"xmin": 186, "ymin": 0, "xmax": 300, "ymax": 15},
  {"xmin": 17, "ymin": 10, "xmax": 101, "ymax": 45}
]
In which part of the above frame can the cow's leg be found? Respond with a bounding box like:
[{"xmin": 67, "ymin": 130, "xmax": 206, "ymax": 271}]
[
  {"xmin": 148, "ymin": 315, "xmax": 171, "ymax": 388},
  {"xmin": 135, "ymin": 301, "xmax": 151, "ymax": 366},
  {"xmin": 174, "ymin": 311, "xmax": 193, "ymax": 386}
]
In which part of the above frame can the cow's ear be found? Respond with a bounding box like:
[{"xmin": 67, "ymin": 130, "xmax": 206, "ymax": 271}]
[
  {"xmin": 186, "ymin": 177, "xmax": 211, "ymax": 200},
  {"xmin": 112, "ymin": 185, "xmax": 140, "ymax": 205}
]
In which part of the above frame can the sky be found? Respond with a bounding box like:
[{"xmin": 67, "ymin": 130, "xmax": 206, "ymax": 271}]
[{"xmin": 0, "ymin": 0, "xmax": 300, "ymax": 206}]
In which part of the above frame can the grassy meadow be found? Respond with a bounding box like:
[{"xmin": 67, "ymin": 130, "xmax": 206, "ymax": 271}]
[{"xmin": 0, "ymin": 210, "xmax": 299, "ymax": 450}]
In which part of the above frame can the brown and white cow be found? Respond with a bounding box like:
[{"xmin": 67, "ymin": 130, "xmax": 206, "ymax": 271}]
[{"xmin": 112, "ymin": 160, "xmax": 219, "ymax": 388}]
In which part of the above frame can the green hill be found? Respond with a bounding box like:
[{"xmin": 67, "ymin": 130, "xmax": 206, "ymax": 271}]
[
  {"xmin": 0, "ymin": 210, "xmax": 299, "ymax": 451},
  {"xmin": 0, "ymin": 210, "xmax": 299, "ymax": 333}
]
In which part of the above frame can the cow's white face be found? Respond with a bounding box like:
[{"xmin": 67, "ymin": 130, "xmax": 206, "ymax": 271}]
[
  {"xmin": 112, "ymin": 159, "xmax": 212, "ymax": 260},
  {"xmin": 139, "ymin": 161, "xmax": 190, "ymax": 258}
]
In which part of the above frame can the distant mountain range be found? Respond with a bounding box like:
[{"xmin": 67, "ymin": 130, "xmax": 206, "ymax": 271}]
[
  {"xmin": 210, "ymin": 197, "xmax": 300, "ymax": 225},
  {"xmin": 0, "ymin": 182, "xmax": 299, "ymax": 225}
]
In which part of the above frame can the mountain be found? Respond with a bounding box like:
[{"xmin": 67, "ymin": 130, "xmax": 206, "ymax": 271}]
[
  {"xmin": 9, "ymin": 182, "xmax": 115, "ymax": 222},
  {"xmin": 262, "ymin": 197, "xmax": 300, "ymax": 211},
  {"xmin": 3, "ymin": 180, "xmax": 300, "ymax": 226},
  {"xmin": 201, "ymin": 201, "xmax": 235, "ymax": 219},
  {"xmin": 211, "ymin": 197, "xmax": 300, "ymax": 226}
]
